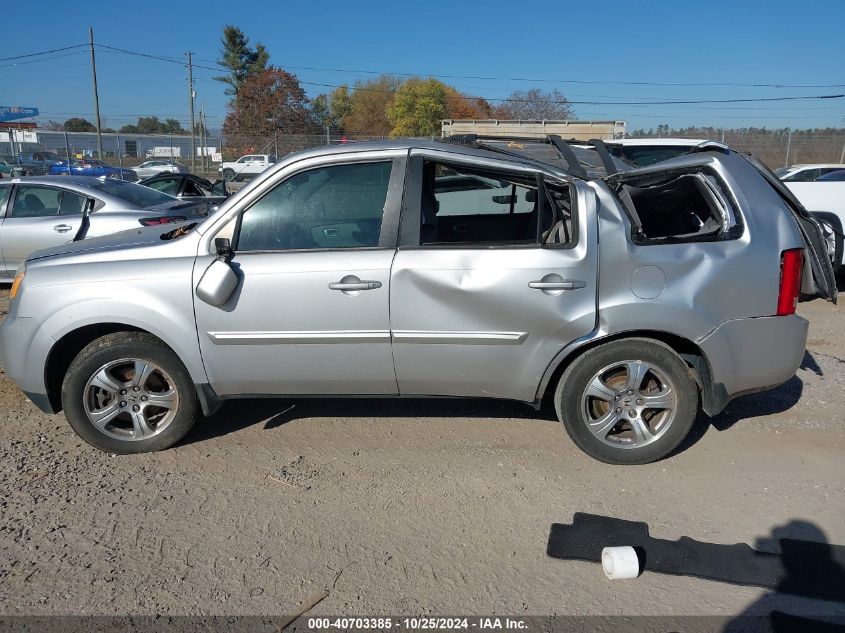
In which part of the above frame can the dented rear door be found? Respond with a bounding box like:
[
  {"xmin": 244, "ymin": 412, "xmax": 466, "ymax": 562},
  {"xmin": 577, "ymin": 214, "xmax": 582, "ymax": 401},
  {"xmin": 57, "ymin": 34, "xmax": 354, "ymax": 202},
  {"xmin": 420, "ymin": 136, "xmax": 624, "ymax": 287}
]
[{"xmin": 389, "ymin": 179, "xmax": 598, "ymax": 403}]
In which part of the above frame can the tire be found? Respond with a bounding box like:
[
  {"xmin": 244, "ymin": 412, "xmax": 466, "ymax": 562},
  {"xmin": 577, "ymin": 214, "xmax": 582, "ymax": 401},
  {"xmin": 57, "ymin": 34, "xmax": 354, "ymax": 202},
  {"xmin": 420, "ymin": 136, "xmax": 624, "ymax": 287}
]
[
  {"xmin": 222, "ymin": 168, "xmax": 236, "ymax": 181},
  {"xmin": 61, "ymin": 332, "xmax": 198, "ymax": 454},
  {"xmin": 554, "ymin": 338, "xmax": 698, "ymax": 465}
]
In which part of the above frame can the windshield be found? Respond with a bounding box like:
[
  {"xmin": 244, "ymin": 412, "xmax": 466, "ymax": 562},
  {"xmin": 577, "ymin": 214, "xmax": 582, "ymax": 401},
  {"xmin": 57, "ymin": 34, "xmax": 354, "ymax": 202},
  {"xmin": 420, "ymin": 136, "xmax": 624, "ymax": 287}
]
[
  {"xmin": 88, "ymin": 180, "xmax": 177, "ymax": 206},
  {"xmin": 772, "ymin": 166, "xmax": 791, "ymax": 177}
]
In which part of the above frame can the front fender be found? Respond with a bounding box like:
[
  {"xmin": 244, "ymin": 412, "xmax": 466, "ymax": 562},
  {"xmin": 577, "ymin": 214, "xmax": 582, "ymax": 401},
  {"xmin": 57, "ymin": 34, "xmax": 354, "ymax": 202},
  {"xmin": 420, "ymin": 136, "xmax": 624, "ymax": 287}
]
[{"xmin": 39, "ymin": 297, "xmax": 208, "ymax": 385}]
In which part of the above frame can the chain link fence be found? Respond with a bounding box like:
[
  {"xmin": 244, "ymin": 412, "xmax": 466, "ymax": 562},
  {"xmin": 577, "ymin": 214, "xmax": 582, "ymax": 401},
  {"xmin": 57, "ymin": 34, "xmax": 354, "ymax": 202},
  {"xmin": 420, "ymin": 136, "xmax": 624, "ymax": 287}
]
[{"xmin": 3, "ymin": 128, "xmax": 844, "ymax": 174}]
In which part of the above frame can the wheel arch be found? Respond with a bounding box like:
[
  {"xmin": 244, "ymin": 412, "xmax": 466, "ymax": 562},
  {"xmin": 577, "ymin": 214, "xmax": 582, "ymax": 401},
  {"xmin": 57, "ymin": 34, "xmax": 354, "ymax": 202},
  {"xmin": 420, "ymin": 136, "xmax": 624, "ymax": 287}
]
[{"xmin": 536, "ymin": 329, "xmax": 723, "ymax": 416}]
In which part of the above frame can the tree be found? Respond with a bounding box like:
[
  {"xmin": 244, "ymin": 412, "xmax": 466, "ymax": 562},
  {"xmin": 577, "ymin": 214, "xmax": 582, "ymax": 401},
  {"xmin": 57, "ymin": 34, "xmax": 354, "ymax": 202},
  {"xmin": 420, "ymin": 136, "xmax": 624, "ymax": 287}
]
[
  {"xmin": 342, "ymin": 75, "xmax": 400, "ymax": 137},
  {"xmin": 42, "ymin": 120, "xmax": 65, "ymax": 131},
  {"xmin": 214, "ymin": 25, "xmax": 270, "ymax": 98},
  {"xmin": 63, "ymin": 117, "xmax": 96, "ymax": 132},
  {"xmin": 223, "ymin": 66, "xmax": 314, "ymax": 142},
  {"xmin": 311, "ymin": 86, "xmax": 354, "ymax": 132},
  {"xmin": 387, "ymin": 77, "xmax": 452, "ymax": 137},
  {"xmin": 118, "ymin": 117, "xmax": 185, "ymax": 135},
  {"xmin": 494, "ymin": 88, "xmax": 575, "ymax": 120},
  {"xmin": 445, "ymin": 88, "xmax": 492, "ymax": 120}
]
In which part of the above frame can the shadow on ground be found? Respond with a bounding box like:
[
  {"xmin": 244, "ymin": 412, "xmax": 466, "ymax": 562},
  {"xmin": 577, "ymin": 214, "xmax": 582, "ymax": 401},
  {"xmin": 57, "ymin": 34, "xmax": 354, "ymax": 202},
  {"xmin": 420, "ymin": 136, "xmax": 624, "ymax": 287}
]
[
  {"xmin": 182, "ymin": 352, "xmax": 818, "ymax": 456},
  {"xmin": 181, "ymin": 395, "xmax": 557, "ymax": 446}
]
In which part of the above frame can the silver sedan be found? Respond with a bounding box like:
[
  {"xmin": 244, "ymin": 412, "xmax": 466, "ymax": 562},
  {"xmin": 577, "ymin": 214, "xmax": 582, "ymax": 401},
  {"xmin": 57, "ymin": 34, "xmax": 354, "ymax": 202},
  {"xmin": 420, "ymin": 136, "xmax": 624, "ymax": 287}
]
[
  {"xmin": 0, "ymin": 176, "xmax": 207, "ymax": 279},
  {"xmin": 133, "ymin": 160, "xmax": 189, "ymax": 180}
]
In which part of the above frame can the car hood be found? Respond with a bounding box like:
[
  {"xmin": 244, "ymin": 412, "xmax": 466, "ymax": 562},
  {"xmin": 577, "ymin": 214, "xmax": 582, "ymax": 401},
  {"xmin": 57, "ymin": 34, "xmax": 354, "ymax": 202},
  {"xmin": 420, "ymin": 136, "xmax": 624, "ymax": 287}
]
[{"xmin": 26, "ymin": 222, "xmax": 195, "ymax": 262}]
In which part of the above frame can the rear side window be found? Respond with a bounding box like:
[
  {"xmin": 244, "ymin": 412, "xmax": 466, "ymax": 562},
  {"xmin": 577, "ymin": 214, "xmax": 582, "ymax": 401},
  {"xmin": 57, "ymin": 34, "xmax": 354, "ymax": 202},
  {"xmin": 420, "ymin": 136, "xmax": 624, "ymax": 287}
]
[
  {"xmin": 612, "ymin": 169, "xmax": 740, "ymax": 244},
  {"xmin": 0, "ymin": 186, "xmax": 10, "ymax": 214},
  {"xmin": 59, "ymin": 191, "xmax": 86, "ymax": 215}
]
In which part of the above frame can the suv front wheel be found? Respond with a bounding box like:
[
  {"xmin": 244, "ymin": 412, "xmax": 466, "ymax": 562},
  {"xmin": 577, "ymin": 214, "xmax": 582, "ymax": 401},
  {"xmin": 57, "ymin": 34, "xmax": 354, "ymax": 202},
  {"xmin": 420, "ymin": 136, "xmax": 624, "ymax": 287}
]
[
  {"xmin": 555, "ymin": 338, "xmax": 698, "ymax": 465},
  {"xmin": 61, "ymin": 332, "xmax": 198, "ymax": 454}
]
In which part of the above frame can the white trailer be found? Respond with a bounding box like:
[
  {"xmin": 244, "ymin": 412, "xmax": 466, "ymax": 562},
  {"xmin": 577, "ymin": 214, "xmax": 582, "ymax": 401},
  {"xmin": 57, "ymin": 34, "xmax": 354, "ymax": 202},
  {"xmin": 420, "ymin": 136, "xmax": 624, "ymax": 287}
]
[{"xmin": 442, "ymin": 119, "xmax": 626, "ymax": 141}]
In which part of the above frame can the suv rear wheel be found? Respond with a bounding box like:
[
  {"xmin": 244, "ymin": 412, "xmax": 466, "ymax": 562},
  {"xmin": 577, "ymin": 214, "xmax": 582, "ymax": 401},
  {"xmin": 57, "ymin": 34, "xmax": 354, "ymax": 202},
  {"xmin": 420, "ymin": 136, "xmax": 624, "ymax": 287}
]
[
  {"xmin": 61, "ymin": 332, "xmax": 198, "ymax": 454},
  {"xmin": 555, "ymin": 338, "xmax": 698, "ymax": 465}
]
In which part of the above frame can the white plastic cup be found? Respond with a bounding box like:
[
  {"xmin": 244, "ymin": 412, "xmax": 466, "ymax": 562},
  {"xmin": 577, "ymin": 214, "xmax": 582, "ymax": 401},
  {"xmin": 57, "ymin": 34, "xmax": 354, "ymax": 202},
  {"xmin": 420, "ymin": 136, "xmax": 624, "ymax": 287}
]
[{"xmin": 601, "ymin": 546, "xmax": 641, "ymax": 580}]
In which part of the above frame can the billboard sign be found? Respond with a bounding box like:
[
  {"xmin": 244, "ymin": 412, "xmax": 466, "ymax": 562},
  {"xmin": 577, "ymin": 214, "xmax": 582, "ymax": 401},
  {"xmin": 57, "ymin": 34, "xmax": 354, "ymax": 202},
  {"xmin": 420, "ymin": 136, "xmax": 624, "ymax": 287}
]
[{"xmin": 0, "ymin": 106, "xmax": 39, "ymax": 122}]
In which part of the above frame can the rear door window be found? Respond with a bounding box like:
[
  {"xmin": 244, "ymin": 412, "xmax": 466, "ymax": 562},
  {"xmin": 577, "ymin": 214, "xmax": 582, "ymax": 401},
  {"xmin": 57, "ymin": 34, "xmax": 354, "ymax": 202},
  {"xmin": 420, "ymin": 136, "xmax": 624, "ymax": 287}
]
[{"xmin": 11, "ymin": 186, "xmax": 62, "ymax": 218}]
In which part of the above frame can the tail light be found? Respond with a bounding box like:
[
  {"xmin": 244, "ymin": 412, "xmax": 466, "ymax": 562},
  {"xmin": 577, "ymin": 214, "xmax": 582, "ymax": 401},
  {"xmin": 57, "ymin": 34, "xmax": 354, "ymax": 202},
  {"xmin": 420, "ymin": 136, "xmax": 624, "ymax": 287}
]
[
  {"xmin": 777, "ymin": 248, "xmax": 804, "ymax": 316},
  {"xmin": 139, "ymin": 216, "xmax": 186, "ymax": 227}
]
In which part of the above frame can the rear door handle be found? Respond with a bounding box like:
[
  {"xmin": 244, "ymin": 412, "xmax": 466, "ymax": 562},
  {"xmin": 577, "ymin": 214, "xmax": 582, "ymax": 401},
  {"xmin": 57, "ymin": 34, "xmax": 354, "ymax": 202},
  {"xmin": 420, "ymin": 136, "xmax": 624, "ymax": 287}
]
[
  {"xmin": 529, "ymin": 279, "xmax": 586, "ymax": 290},
  {"xmin": 53, "ymin": 224, "xmax": 73, "ymax": 233}
]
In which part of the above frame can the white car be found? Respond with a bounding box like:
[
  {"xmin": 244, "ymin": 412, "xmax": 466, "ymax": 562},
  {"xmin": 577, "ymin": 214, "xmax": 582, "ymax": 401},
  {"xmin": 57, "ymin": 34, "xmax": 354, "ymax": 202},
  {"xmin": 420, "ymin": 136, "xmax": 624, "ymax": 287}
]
[
  {"xmin": 218, "ymin": 154, "xmax": 277, "ymax": 182},
  {"xmin": 774, "ymin": 164, "xmax": 845, "ymax": 183},
  {"xmin": 133, "ymin": 161, "xmax": 189, "ymax": 180}
]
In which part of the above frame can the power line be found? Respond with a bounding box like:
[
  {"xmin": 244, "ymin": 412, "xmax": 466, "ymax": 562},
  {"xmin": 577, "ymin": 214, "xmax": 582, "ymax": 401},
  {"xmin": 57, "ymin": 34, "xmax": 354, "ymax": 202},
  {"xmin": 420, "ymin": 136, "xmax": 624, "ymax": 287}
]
[
  {"xmin": 0, "ymin": 50, "xmax": 86, "ymax": 69},
  {"xmin": 92, "ymin": 44, "xmax": 845, "ymax": 107},
  {"xmin": 191, "ymin": 57, "xmax": 845, "ymax": 90},
  {"xmin": 0, "ymin": 43, "xmax": 86, "ymax": 62}
]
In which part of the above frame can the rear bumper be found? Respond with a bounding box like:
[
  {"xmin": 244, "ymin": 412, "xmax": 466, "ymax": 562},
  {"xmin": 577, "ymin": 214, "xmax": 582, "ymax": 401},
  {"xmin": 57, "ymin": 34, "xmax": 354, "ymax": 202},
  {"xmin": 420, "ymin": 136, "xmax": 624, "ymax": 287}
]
[{"xmin": 698, "ymin": 315, "xmax": 808, "ymax": 414}]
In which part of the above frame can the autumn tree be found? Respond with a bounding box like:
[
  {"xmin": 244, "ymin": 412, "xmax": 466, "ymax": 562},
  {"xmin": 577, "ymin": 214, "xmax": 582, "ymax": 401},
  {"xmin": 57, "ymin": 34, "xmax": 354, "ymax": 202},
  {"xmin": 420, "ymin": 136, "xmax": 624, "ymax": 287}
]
[
  {"xmin": 445, "ymin": 88, "xmax": 493, "ymax": 120},
  {"xmin": 342, "ymin": 75, "xmax": 400, "ymax": 137},
  {"xmin": 494, "ymin": 88, "xmax": 574, "ymax": 120},
  {"xmin": 223, "ymin": 67, "xmax": 315, "ymax": 148},
  {"xmin": 387, "ymin": 77, "xmax": 451, "ymax": 137},
  {"xmin": 214, "ymin": 26, "xmax": 270, "ymax": 98}
]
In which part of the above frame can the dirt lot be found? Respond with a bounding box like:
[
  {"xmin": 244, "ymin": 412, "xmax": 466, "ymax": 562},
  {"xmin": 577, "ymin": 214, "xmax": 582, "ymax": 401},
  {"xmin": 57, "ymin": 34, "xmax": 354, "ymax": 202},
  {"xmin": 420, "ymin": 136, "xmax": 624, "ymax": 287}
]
[{"xmin": 0, "ymin": 286, "xmax": 843, "ymax": 624}]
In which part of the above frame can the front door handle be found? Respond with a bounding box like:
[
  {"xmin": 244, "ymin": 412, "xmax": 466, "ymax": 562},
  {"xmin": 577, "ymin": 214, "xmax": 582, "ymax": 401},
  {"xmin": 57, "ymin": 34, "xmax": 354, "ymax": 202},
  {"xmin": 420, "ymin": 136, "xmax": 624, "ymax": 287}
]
[
  {"xmin": 329, "ymin": 275, "xmax": 382, "ymax": 293},
  {"xmin": 529, "ymin": 279, "xmax": 586, "ymax": 290},
  {"xmin": 53, "ymin": 224, "xmax": 73, "ymax": 233},
  {"xmin": 329, "ymin": 281, "xmax": 382, "ymax": 291}
]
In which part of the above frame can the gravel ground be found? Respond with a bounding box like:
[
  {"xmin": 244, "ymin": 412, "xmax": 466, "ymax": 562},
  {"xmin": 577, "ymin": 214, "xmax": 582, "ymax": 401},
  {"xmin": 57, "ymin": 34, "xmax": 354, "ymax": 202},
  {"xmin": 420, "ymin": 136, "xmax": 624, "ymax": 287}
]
[{"xmin": 0, "ymin": 286, "xmax": 843, "ymax": 623}]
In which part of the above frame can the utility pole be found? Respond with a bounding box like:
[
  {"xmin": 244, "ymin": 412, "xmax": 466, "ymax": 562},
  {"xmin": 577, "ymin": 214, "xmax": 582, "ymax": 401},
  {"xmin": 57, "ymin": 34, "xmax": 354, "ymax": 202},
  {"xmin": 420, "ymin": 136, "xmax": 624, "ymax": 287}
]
[
  {"xmin": 89, "ymin": 27, "xmax": 104, "ymax": 161},
  {"xmin": 187, "ymin": 51, "xmax": 196, "ymax": 173},
  {"xmin": 784, "ymin": 128, "xmax": 792, "ymax": 168},
  {"xmin": 200, "ymin": 101, "xmax": 207, "ymax": 172}
]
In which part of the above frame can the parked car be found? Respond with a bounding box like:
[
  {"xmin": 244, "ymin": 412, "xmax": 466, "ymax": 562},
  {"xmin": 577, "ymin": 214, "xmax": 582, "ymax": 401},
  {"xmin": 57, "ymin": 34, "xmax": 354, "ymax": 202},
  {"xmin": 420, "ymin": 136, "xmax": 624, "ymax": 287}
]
[
  {"xmin": 603, "ymin": 138, "xmax": 706, "ymax": 167},
  {"xmin": 817, "ymin": 169, "xmax": 845, "ymax": 182},
  {"xmin": 0, "ymin": 154, "xmax": 48, "ymax": 176},
  {"xmin": 218, "ymin": 154, "xmax": 277, "ymax": 182},
  {"xmin": 0, "ymin": 176, "xmax": 208, "ymax": 279},
  {"xmin": 0, "ymin": 139, "xmax": 835, "ymax": 464},
  {"xmin": 773, "ymin": 164, "xmax": 845, "ymax": 182},
  {"xmin": 50, "ymin": 159, "xmax": 138, "ymax": 182},
  {"xmin": 133, "ymin": 160, "xmax": 189, "ymax": 180},
  {"xmin": 139, "ymin": 173, "xmax": 229, "ymax": 208},
  {"xmin": 18, "ymin": 150, "xmax": 65, "ymax": 170}
]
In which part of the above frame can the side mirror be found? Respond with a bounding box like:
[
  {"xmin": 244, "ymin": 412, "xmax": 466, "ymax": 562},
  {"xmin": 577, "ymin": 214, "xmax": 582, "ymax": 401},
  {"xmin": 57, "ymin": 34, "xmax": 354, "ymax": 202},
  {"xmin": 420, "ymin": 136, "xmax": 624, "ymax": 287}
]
[{"xmin": 196, "ymin": 258, "xmax": 238, "ymax": 307}]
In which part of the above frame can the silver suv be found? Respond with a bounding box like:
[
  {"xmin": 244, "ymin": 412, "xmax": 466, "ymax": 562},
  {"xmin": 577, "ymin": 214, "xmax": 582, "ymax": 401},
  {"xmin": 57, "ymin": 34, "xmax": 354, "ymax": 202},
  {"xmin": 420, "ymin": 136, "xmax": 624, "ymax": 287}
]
[{"xmin": 0, "ymin": 139, "xmax": 835, "ymax": 464}]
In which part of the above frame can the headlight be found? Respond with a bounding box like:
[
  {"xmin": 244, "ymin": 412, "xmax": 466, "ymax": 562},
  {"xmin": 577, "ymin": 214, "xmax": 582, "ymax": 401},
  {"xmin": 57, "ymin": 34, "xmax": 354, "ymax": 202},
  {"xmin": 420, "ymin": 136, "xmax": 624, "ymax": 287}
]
[{"xmin": 10, "ymin": 263, "xmax": 25, "ymax": 300}]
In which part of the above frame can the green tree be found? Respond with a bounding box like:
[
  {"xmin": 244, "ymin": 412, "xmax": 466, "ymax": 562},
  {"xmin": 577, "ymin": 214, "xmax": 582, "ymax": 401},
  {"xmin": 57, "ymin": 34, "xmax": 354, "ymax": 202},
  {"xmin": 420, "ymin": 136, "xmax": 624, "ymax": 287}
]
[
  {"xmin": 214, "ymin": 25, "xmax": 270, "ymax": 98},
  {"xmin": 311, "ymin": 85, "xmax": 354, "ymax": 131},
  {"xmin": 387, "ymin": 77, "xmax": 449, "ymax": 137},
  {"xmin": 63, "ymin": 117, "xmax": 96, "ymax": 132},
  {"xmin": 342, "ymin": 75, "xmax": 400, "ymax": 136}
]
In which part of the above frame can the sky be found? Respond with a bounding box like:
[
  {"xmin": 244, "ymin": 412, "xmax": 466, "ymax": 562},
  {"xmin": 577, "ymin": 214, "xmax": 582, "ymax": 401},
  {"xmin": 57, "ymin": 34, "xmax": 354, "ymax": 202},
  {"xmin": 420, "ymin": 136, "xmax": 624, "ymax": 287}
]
[{"xmin": 2, "ymin": 0, "xmax": 844, "ymax": 133}]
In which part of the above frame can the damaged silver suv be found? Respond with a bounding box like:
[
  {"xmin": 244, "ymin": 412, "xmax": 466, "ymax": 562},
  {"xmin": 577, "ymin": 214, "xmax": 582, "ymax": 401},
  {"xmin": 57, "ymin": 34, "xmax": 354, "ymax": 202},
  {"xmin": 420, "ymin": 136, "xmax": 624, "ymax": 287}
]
[{"xmin": 0, "ymin": 137, "xmax": 836, "ymax": 464}]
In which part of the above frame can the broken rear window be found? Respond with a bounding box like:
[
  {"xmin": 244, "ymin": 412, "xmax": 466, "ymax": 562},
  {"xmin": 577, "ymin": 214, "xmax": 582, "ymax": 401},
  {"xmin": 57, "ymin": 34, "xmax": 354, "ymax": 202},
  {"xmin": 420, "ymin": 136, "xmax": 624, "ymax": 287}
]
[{"xmin": 611, "ymin": 168, "xmax": 741, "ymax": 245}]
